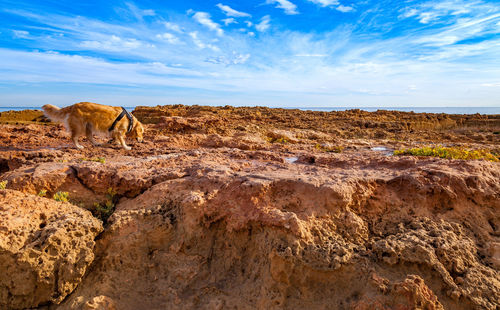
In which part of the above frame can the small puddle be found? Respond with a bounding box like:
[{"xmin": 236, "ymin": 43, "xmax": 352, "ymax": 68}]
[
  {"xmin": 370, "ymin": 146, "xmax": 394, "ymax": 156},
  {"xmin": 285, "ymin": 156, "xmax": 299, "ymax": 163}
]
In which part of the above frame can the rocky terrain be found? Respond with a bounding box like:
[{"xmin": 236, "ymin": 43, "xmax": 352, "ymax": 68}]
[{"xmin": 0, "ymin": 105, "xmax": 499, "ymax": 310}]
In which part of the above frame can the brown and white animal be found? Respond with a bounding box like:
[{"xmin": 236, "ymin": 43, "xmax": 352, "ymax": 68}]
[{"xmin": 42, "ymin": 102, "xmax": 144, "ymax": 150}]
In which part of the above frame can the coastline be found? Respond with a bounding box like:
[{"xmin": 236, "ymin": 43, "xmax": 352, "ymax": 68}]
[{"xmin": 0, "ymin": 105, "xmax": 499, "ymax": 115}]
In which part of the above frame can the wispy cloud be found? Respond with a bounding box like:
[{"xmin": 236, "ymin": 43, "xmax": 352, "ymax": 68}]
[
  {"xmin": 81, "ymin": 35, "xmax": 142, "ymax": 51},
  {"xmin": 189, "ymin": 31, "xmax": 220, "ymax": 51},
  {"xmin": 400, "ymin": 0, "xmax": 498, "ymax": 25},
  {"xmin": 164, "ymin": 22, "xmax": 182, "ymax": 33},
  {"xmin": 156, "ymin": 32, "xmax": 182, "ymax": 45},
  {"xmin": 1, "ymin": 0, "xmax": 500, "ymax": 107},
  {"xmin": 206, "ymin": 52, "xmax": 250, "ymax": 65},
  {"xmin": 307, "ymin": 0, "xmax": 339, "ymax": 7},
  {"xmin": 336, "ymin": 5, "xmax": 354, "ymax": 13},
  {"xmin": 216, "ymin": 3, "xmax": 251, "ymax": 18},
  {"xmin": 12, "ymin": 30, "xmax": 30, "ymax": 39},
  {"xmin": 306, "ymin": 0, "xmax": 354, "ymax": 12},
  {"xmin": 295, "ymin": 54, "xmax": 328, "ymax": 57},
  {"xmin": 222, "ymin": 18, "xmax": 237, "ymax": 26},
  {"xmin": 124, "ymin": 2, "xmax": 155, "ymax": 21},
  {"xmin": 265, "ymin": 0, "xmax": 299, "ymax": 15},
  {"xmin": 192, "ymin": 12, "xmax": 224, "ymax": 36},
  {"xmin": 256, "ymin": 15, "xmax": 271, "ymax": 32}
]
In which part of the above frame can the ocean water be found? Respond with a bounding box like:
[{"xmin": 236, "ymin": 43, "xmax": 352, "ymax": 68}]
[
  {"xmin": 289, "ymin": 107, "xmax": 500, "ymax": 114},
  {"xmin": 0, "ymin": 106, "xmax": 499, "ymax": 115}
]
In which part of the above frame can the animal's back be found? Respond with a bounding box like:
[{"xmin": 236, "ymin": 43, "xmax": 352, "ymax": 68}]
[
  {"xmin": 73, "ymin": 102, "xmax": 121, "ymax": 131},
  {"xmin": 44, "ymin": 102, "xmax": 120, "ymax": 131}
]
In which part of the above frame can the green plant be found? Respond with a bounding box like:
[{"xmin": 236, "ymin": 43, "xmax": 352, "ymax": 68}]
[
  {"xmin": 93, "ymin": 201, "xmax": 114, "ymax": 222},
  {"xmin": 81, "ymin": 157, "xmax": 106, "ymax": 164},
  {"xmin": 106, "ymin": 187, "xmax": 116, "ymax": 199},
  {"xmin": 53, "ymin": 191, "xmax": 69, "ymax": 202},
  {"xmin": 394, "ymin": 146, "xmax": 499, "ymax": 162},
  {"xmin": 315, "ymin": 143, "xmax": 344, "ymax": 153},
  {"xmin": 93, "ymin": 187, "xmax": 117, "ymax": 222},
  {"xmin": 37, "ymin": 189, "xmax": 47, "ymax": 197},
  {"xmin": 0, "ymin": 180, "xmax": 7, "ymax": 189}
]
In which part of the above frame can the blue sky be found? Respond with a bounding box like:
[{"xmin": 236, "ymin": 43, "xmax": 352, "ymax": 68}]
[{"xmin": 0, "ymin": 0, "xmax": 499, "ymax": 107}]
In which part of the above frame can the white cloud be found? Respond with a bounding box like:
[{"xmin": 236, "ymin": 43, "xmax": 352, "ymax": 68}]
[
  {"xmin": 336, "ymin": 5, "xmax": 354, "ymax": 13},
  {"xmin": 81, "ymin": 35, "xmax": 141, "ymax": 51},
  {"xmin": 13, "ymin": 30, "xmax": 30, "ymax": 38},
  {"xmin": 402, "ymin": 8, "xmax": 419, "ymax": 18},
  {"xmin": 156, "ymin": 32, "xmax": 181, "ymax": 44},
  {"xmin": 189, "ymin": 32, "xmax": 220, "ymax": 52},
  {"xmin": 245, "ymin": 21, "xmax": 253, "ymax": 27},
  {"xmin": 418, "ymin": 12, "xmax": 438, "ymax": 24},
  {"xmin": 256, "ymin": 15, "xmax": 271, "ymax": 32},
  {"xmin": 295, "ymin": 54, "xmax": 328, "ymax": 57},
  {"xmin": 307, "ymin": 0, "xmax": 339, "ymax": 7},
  {"xmin": 265, "ymin": 0, "xmax": 299, "ymax": 15},
  {"xmin": 125, "ymin": 2, "xmax": 155, "ymax": 20},
  {"xmin": 416, "ymin": 35, "xmax": 460, "ymax": 46},
  {"xmin": 216, "ymin": 3, "xmax": 251, "ymax": 17},
  {"xmin": 481, "ymin": 82, "xmax": 500, "ymax": 87},
  {"xmin": 401, "ymin": 0, "xmax": 498, "ymax": 25},
  {"xmin": 222, "ymin": 18, "xmax": 237, "ymax": 26},
  {"xmin": 413, "ymin": 13, "xmax": 500, "ymax": 48},
  {"xmin": 306, "ymin": 0, "xmax": 353, "ymax": 13},
  {"xmin": 192, "ymin": 12, "xmax": 224, "ymax": 36},
  {"xmin": 164, "ymin": 22, "xmax": 182, "ymax": 33},
  {"xmin": 206, "ymin": 52, "xmax": 250, "ymax": 65},
  {"xmin": 0, "ymin": 49, "xmax": 210, "ymax": 89},
  {"xmin": 2, "ymin": 2, "xmax": 500, "ymax": 108}
]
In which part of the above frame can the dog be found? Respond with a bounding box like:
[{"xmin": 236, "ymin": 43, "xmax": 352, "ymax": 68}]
[{"xmin": 42, "ymin": 102, "xmax": 144, "ymax": 150}]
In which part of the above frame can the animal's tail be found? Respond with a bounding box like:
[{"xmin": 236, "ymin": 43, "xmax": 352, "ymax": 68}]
[{"xmin": 42, "ymin": 104, "xmax": 66, "ymax": 122}]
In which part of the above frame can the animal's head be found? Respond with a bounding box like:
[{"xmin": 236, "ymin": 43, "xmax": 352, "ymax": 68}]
[{"xmin": 129, "ymin": 119, "xmax": 144, "ymax": 143}]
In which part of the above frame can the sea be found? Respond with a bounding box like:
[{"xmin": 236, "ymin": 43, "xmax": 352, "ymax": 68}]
[{"xmin": 0, "ymin": 106, "xmax": 499, "ymax": 115}]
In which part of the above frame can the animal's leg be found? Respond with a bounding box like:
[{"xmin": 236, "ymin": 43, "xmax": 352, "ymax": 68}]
[
  {"xmin": 69, "ymin": 119, "xmax": 84, "ymax": 149},
  {"xmin": 85, "ymin": 124, "xmax": 100, "ymax": 146},
  {"xmin": 114, "ymin": 132, "xmax": 131, "ymax": 150},
  {"xmin": 71, "ymin": 131, "xmax": 84, "ymax": 149}
]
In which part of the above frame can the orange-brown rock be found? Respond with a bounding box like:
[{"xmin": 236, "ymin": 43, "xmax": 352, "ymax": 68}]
[
  {"xmin": 0, "ymin": 106, "xmax": 498, "ymax": 310},
  {"xmin": 0, "ymin": 190, "xmax": 103, "ymax": 309},
  {"xmin": 48, "ymin": 150, "xmax": 497, "ymax": 310}
]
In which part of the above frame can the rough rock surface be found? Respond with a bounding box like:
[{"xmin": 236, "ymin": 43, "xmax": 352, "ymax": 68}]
[
  {"xmin": 0, "ymin": 190, "xmax": 103, "ymax": 309},
  {"xmin": 0, "ymin": 106, "xmax": 498, "ymax": 310},
  {"xmin": 50, "ymin": 151, "xmax": 497, "ymax": 310}
]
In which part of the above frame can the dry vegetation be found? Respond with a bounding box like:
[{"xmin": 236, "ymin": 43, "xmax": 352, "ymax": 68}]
[{"xmin": 394, "ymin": 146, "xmax": 499, "ymax": 161}]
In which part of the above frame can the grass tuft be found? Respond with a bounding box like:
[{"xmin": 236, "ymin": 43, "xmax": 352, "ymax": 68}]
[
  {"xmin": 394, "ymin": 146, "xmax": 499, "ymax": 162},
  {"xmin": 315, "ymin": 143, "xmax": 344, "ymax": 153},
  {"xmin": 81, "ymin": 157, "xmax": 106, "ymax": 164},
  {"xmin": 53, "ymin": 191, "xmax": 69, "ymax": 202},
  {"xmin": 93, "ymin": 187, "xmax": 117, "ymax": 223}
]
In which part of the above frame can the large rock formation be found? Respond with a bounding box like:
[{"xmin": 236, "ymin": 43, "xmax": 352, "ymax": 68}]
[
  {"xmin": 0, "ymin": 106, "xmax": 498, "ymax": 309},
  {"xmin": 0, "ymin": 190, "xmax": 103, "ymax": 309},
  {"xmin": 27, "ymin": 150, "xmax": 494, "ymax": 310}
]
